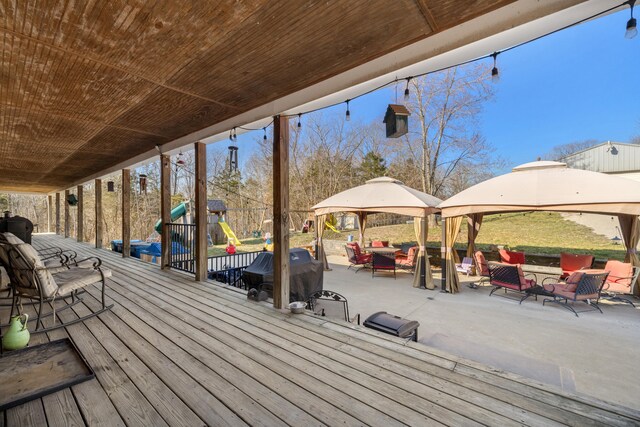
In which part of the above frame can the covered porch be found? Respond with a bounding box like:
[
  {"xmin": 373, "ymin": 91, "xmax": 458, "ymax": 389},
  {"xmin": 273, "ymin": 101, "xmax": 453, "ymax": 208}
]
[{"xmin": 1, "ymin": 234, "xmax": 638, "ymax": 426}]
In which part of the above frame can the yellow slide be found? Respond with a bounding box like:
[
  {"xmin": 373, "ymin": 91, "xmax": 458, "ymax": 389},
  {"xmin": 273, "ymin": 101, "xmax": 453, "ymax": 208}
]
[
  {"xmin": 324, "ymin": 221, "xmax": 338, "ymax": 233},
  {"xmin": 219, "ymin": 220, "xmax": 241, "ymax": 245}
]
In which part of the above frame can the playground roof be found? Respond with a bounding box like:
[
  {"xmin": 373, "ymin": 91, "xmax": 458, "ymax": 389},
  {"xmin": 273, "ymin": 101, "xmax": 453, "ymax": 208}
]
[
  {"xmin": 438, "ymin": 161, "xmax": 640, "ymax": 217},
  {"xmin": 0, "ymin": 0, "xmax": 604, "ymax": 193},
  {"xmin": 312, "ymin": 177, "xmax": 442, "ymax": 217}
]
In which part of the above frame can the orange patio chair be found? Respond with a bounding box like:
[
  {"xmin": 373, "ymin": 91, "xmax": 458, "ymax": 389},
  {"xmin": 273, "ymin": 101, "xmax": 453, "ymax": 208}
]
[
  {"xmin": 396, "ymin": 246, "xmax": 418, "ymax": 271},
  {"xmin": 542, "ymin": 271, "xmax": 609, "ymax": 317},
  {"xmin": 499, "ymin": 249, "xmax": 525, "ymax": 265},
  {"xmin": 601, "ymin": 260, "xmax": 640, "ymax": 307},
  {"xmin": 560, "ymin": 252, "xmax": 594, "ymax": 279}
]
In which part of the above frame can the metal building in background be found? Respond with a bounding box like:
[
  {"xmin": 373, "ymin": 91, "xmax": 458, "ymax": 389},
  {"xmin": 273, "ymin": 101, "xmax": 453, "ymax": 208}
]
[{"xmin": 561, "ymin": 141, "xmax": 640, "ymax": 182}]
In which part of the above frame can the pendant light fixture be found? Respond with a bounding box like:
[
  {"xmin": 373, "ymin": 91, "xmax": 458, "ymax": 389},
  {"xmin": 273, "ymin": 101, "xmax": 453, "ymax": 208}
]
[{"xmin": 626, "ymin": 0, "xmax": 637, "ymax": 39}]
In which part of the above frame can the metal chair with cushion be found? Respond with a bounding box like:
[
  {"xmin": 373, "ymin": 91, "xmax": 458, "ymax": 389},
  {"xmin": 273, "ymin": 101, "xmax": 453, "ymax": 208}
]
[
  {"xmin": 542, "ymin": 271, "xmax": 609, "ymax": 317},
  {"xmin": 345, "ymin": 245, "xmax": 371, "ymax": 273},
  {"xmin": 306, "ymin": 290, "xmax": 360, "ymax": 324},
  {"xmin": 372, "ymin": 252, "xmax": 396, "ymax": 279},
  {"xmin": 456, "ymin": 257, "xmax": 474, "ymax": 276},
  {"xmin": 499, "ymin": 249, "xmax": 526, "ymax": 265},
  {"xmin": 601, "ymin": 260, "xmax": 640, "ymax": 307},
  {"xmin": 0, "ymin": 237, "xmax": 113, "ymax": 333},
  {"xmin": 396, "ymin": 246, "xmax": 418, "ymax": 271},
  {"xmin": 488, "ymin": 262, "xmax": 536, "ymax": 304},
  {"xmin": 473, "ymin": 251, "xmax": 491, "ymax": 287},
  {"xmin": 560, "ymin": 252, "xmax": 594, "ymax": 279}
]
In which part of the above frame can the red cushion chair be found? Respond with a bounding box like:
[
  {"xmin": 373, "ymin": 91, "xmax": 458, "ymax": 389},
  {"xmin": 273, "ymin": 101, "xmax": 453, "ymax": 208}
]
[
  {"xmin": 560, "ymin": 252, "xmax": 594, "ymax": 278},
  {"xmin": 371, "ymin": 240, "xmax": 389, "ymax": 248},
  {"xmin": 345, "ymin": 245, "xmax": 371, "ymax": 272},
  {"xmin": 498, "ymin": 249, "xmax": 525, "ymax": 265},
  {"xmin": 601, "ymin": 260, "xmax": 639, "ymax": 306},
  {"xmin": 542, "ymin": 271, "xmax": 609, "ymax": 316},
  {"xmin": 396, "ymin": 246, "xmax": 418, "ymax": 270},
  {"xmin": 487, "ymin": 262, "xmax": 535, "ymax": 304},
  {"xmin": 471, "ymin": 251, "xmax": 490, "ymax": 287}
]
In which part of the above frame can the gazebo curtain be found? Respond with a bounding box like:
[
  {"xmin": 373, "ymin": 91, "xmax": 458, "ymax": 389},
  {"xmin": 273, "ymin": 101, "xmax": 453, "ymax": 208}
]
[
  {"xmin": 357, "ymin": 212, "xmax": 367, "ymax": 247},
  {"xmin": 412, "ymin": 216, "xmax": 434, "ymax": 289},
  {"xmin": 445, "ymin": 215, "xmax": 464, "ymax": 293},
  {"xmin": 618, "ymin": 214, "xmax": 640, "ymax": 294},
  {"xmin": 466, "ymin": 214, "xmax": 483, "ymax": 275},
  {"xmin": 315, "ymin": 214, "xmax": 329, "ymax": 270}
]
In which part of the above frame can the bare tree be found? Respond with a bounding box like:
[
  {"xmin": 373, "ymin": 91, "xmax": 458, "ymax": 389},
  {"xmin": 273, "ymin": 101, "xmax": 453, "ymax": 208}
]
[
  {"xmin": 543, "ymin": 139, "xmax": 600, "ymax": 161},
  {"xmin": 396, "ymin": 64, "xmax": 497, "ymax": 198}
]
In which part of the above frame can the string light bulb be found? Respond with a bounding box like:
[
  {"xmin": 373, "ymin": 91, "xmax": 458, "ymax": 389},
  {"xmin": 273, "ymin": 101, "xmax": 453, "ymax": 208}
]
[
  {"xmin": 176, "ymin": 152, "xmax": 186, "ymax": 167},
  {"xmin": 345, "ymin": 100, "xmax": 351, "ymax": 121},
  {"xmin": 263, "ymin": 127, "xmax": 267, "ymax": 141},
  {"xmin": 404, "ymin": 78, "xmax": 411, "ymax": 102},
  {"xmin": 491, "ymin": 52, "xmax": 500, "ymax": 83},
  {"xmin": 229, "ymin": 129, "xmax": 233, "ymax": 142},
  {"xmin": 626, "ymin": 0, "xmax": 637, "ymax": 39},
  {"xmin": 297, "ymin": 113, "xmax": 302, "ymax": 128},
  {"xmin": 232, "ymin": 127, "xmax": 237, "ymax": 141}
]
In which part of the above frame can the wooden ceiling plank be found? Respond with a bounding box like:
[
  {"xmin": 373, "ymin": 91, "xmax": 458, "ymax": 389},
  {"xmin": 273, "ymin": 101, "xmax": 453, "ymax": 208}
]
[
  {"xmin": 0, "ymin": 25, "xmax": 240, "ymax": 111},
  {"xmin": 415, "ymin": 0, "xmax": 440, "ymax": 32}
]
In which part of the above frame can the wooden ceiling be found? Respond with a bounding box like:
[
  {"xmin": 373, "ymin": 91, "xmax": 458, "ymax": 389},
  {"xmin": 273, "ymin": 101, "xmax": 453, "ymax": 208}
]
[{"xmin": 0, "ymin": 0, "xmax": 515, "ymax": 193}]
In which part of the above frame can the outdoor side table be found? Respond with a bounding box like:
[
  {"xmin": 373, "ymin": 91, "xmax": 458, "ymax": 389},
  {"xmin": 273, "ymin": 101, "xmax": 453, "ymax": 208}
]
[{"xmin": 363, "ymin": 311, "xmax": 419, "ymax": 342}]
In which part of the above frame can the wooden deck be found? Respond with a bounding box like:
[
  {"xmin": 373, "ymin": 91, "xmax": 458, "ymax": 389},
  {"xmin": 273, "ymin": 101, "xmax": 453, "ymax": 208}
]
[{"xmin": 2, "ymin": 234, "xmax": 639, "ymax": 426}]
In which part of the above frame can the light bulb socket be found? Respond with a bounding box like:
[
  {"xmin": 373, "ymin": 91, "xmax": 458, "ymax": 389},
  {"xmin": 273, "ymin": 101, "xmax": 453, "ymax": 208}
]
[
  {"xmin": 491, "ymin": 67, "xmax": 499, "ymax": 82},
  {"xmin": 626, "ymin": 17, "xmax": 637, "ymax": 38},
  {"xmin": 345, "ymin": 110, "xmax": 351, "ymax": 121},
  {"xmin": 297, "ymin": 113, "xmax": 302, "ymax": 128}
]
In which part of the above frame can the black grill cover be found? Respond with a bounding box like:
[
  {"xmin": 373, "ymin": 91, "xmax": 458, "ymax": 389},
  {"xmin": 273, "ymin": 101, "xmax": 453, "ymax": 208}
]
[
  {"xmin": 242, "ymin": 248, "xmax": 323, "ymax": 302},
  {"xmin": 0, "ymin": 214, "xmax": 34, "ymax": 244}
]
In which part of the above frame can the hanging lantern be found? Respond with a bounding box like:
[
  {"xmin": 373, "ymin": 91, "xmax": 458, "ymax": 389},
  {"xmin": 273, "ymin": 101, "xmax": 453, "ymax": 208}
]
[
  {"xmin": 176, "ymin": 152, "xmax": 186, "ymax": 167},
  {"xmin": 383, "ymin": 104, "xmax": 410, "ymax": 138},
  {"xmin": 107, "ymin": 181, "xmax": 115, "ymax": 192},
  {"xmin": 139, "ymin": 174, "xmax": 147, "ymax": 194},
  {"xmin": 228, "ymin": 146, "xmax": 238, "ymax": 173}
]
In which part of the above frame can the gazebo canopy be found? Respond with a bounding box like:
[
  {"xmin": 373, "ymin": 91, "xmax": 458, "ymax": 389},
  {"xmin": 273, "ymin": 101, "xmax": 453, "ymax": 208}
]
[
  {"xmin": 312, "ymin": 177, "xmax": 442, "ymax": 217},
  {"xmin": 439, "ymin": 161, "xmax": 640, "ymax": 217}
]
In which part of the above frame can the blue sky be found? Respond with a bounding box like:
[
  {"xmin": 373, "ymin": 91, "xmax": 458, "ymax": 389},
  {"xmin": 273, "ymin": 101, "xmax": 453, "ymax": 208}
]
[{"xmin": 227, "ymin": 9, "xmax": 639, "ymax": 174}]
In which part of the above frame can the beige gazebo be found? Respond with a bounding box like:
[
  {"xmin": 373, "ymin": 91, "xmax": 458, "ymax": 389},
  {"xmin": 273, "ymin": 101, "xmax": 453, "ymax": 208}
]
[
  {"xmin": 437, "ymin": 161, "xmax": 640, "ymax": 293},
  {"xmin": 312, "ymin": 177, "xmax": 442, "ymax": 289}
]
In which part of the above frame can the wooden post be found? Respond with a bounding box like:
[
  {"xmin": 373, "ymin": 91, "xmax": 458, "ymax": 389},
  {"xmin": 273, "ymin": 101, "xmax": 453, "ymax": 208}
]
[
  {"xmin": 122, "ymin": 169, "xmax": 131, "ymax": 258},
  {"xmin": 272, "ymin": 115, "xmax": 290, "ymax": 309},
  {"xmin": 47, "ymin": 195, "xmax": 52, "ymax": 233},
  {"xmin": 195, "ymin": 142, "xmax": 208, "ymax": 281},
  {"xmin": 95, "ymin": 179, "xmax": 103, "ymax": 249},
  {"xmin": 77, "ymin": 185, "xmax": 84, "ymax": 242},
  {"xmin": 161, "ymin": 154, "xmax": 171, "ymax": 269},
  {"xmin": 64, "ymin": 189, "xmax": 70, "ymax": 238},
  {"xmin": 441, "ymin": 217, "xmax": 447, "ymax": 292},
  {"xmin": 55, "ymin": 193, "xmax": 60, "ymax": 235}
]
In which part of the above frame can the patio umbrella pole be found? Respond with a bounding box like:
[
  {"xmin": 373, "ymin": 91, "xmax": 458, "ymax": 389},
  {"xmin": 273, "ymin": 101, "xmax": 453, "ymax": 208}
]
[{"xmin": 440, "ymin": 217, "xmax": 447, "ymax": 292}]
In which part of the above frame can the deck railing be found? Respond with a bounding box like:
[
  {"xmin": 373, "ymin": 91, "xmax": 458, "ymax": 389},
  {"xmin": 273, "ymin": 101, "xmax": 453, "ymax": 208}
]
[
  {"xmin": 207, "ymin": 251, "xmax": 263, "ymax": 288},
  {"xmin": 167, "ymin": 223, "xmax": 196, "ymax": 273}
]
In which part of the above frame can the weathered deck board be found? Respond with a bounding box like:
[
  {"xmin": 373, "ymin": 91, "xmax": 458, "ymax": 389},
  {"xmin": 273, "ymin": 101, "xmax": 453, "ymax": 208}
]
[{"xmin": 1, "ymin": 234, "xmax": 636, "ymax": 427}]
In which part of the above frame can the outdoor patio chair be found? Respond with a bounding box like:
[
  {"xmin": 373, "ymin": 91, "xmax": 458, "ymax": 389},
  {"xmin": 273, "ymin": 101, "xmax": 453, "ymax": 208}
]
[
  {"xmin": 372, "ymin": 251, "xmax": 396, "ymax": 279},
  {"xmin": 499, "ymin": 249, "xmax": 526, "ymax": 265},
  {"xmin": 371, "ymin": 240, "xmax": 389, "ymax": 247},
  {"xmin": 473, "ymin": 251, "xmax": 490, "ymax": 287},
  {"xmin": 601, "ymin": 260, "xmax": 640, "ymax": 307},
  {"xmin": 306, "ymin": 290, "xmax": 360, "ymax": 324},
  {"xmin": 456, "ymin": 257, "xmax": 474, "ymax": 276},
  {"xmin": 542, "ymin": 271, "xmax": 609, "ymax": 317},
  {"xmin": 560, "ymin": 252, "xmax": 594, "ymax": 279},
  {"xmin": 0, "ymin": 238, "xmax": 113, "ymax": 333},
  {"xmin": 487, "ymin": 262, "xmax": 536, "ymax": 304},
  {"xmin": 345, "ymin": 245, "xmax": 371, "ymax": 272},
  {"xmin": 396, "ymin": 246, "xmax": 418, "ymax": 271}
]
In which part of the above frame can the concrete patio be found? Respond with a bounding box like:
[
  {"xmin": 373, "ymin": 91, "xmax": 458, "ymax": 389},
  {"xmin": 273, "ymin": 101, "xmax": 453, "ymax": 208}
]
[{"xmin": 324, "ymin": 254, "xmax": 640, "ymax": 409}]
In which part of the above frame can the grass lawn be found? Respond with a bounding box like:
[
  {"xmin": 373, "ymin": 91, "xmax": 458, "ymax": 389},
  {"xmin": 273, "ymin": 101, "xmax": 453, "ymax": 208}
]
[{"xmin": 209, "ymin": 212, "xmax": 627, "ymax": 260}]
